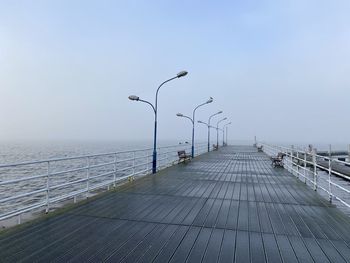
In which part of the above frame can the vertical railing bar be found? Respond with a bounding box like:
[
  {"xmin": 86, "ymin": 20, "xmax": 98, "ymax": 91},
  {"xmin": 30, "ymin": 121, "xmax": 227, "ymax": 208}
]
[
  {"xmin": 45, "ymin": 161, "xmax": 50, "ymax": 213},
  {"xmin": 288, "ymin": 148, "xmax": 292, "ymax": 172},
  {"xmin": 313, "ymin": 149, "xmax": 317, "ymax": 191},
  {"xmin": 157, "ymin": 147, "xmax": 160, "ymax": 171},
  {"xmin": 329, "ymin": 144, "xmax": 332, "ymax": 202},
  {"xmin": 291, "ymin": 145, "xmax": 294, "ymax": 175},
  {"xmin": 296, "ymin": 150, "xmax": 299, "ymax": 179},
  {"xmin": 113, "ymin": 153, "xmax": 117, "ymax": 188},
  {"xmin": 304, "ymin": 151, "xmax": 307, "ymax": 184},
  {"xmin": 147, "ymin": 151, "xmax": 150, "ymax": 174},
  {"xmin": 133, "ymin": 151, "xmax": 135, "ymax": 177},
  {"xmin": 86, "ymin": 157, "xmax": 90, "ymax": 198}
]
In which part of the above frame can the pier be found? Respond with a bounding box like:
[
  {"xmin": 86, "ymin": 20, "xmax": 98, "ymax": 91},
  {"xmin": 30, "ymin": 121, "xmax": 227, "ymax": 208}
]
[{"xmin": 2, "ymin": 145, "xmax": 350, "ymax": 262}]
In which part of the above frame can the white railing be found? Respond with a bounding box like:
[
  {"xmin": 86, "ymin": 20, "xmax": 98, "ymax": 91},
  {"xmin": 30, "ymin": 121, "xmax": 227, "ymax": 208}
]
[
  {"xmin": 0, "ymin": 143, "xmax": 208, "ymax": 223},
  {"xmin": 259, "ymin": 142, "xmax": 350, "ymax": 209}
]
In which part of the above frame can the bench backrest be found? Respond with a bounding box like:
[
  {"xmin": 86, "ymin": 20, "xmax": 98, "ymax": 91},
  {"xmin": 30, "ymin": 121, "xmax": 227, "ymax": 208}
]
[
  {"xmin": 178, "ymin": 150, "xmax": 186, "ymax": 157},
  {"xmin": 277, "ymin": 152, "xmax": 286, "ymax": 158}
]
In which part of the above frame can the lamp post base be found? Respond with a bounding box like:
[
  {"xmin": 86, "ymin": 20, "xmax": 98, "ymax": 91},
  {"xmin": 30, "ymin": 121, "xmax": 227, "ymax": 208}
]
[{"xmin": 152, "ymin": 151, "xmax": 157, "ymax": 174}]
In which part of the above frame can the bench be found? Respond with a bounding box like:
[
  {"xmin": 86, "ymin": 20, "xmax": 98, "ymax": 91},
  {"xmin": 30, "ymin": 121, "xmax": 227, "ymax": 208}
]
[
  {"xmin": 178, "ymin": 150, "xmax": 191, "ymax": 163},
  {"xmin": 257, "ymin": 146, "xmax": 263, "ymax": 152},
  {"xmin": 271, "ymin": 152, "xmax": 286, "ymax": 167}
]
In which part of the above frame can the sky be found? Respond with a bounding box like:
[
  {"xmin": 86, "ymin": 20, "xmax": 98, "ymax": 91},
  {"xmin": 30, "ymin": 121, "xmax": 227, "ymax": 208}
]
[{"xmin": 0, "ymin": 0, "xmax": 349, "ymax": 145}]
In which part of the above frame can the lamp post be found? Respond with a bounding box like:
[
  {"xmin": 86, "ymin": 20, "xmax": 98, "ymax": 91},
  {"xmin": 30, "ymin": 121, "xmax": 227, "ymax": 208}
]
[
  {"xmin": 223, "ymin": 122, "xmax": 232, "ymax": 146},
  {"xmin": 176, "ymin": 113, "xmax": 193, "ymax": 151},
  {"xmin": 198, "ymin": 120, "xmax": 215, "ymax": 151},
  {"xmin": 207, "ymin": 111, "xmax": 223, "ymax": 152},
  {"xmin": 216, "ymin": 117, "xmax": 227, "ymax": 148},
  {"xmin": 176, "ymin": 96, "xmax": 213, "ymax": 158},
  {"xmin": 191, "ymin": 98, "xmax": 213, "ymax": 157},
  {"xmin": 218, "ymin": 128, "xmax": 224, "ymax": 146},
  {"xmin": 128, "ymin": 70, "xmax": 188, "ymax": 174}
]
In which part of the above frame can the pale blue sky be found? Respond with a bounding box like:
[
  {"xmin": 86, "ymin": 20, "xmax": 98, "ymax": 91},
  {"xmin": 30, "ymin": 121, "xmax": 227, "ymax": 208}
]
[{"xmin": 0, "ymin": 0, "xmax": 349, "ymax": 144}]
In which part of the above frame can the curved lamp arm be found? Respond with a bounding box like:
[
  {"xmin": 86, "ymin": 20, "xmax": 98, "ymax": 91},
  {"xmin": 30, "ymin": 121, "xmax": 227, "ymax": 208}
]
[
  {"xmin": 155, "ymin": 71, "xmax": 188, "ymax": 115},
  {"xmin": 217, "ymin": 118, "xmax": 228, "ymax": 128},
  {"xmin": 198, "ymin": 120, "xmax": 209, "ymax": 127},
  {"xmin": 177, "ymin": 113, "xmax": 194, "ymax": 124},
  {"xmin": 223, "ymin": 122, "xmax": 232, "ymax": 129},
  {"xmin": 192, "ymin": 97, "xmax": 213, "ymax": 121},
  {"xmin": 208, "ymin": 110, "xmax": 223, "ymax": 125},
  {"xmin": 155, "ymin": 77, "xmax": 177, "ymax": 113},
  {"xmin": 139, "ymin": 99, "xmax": 156, "ymax": 114}
]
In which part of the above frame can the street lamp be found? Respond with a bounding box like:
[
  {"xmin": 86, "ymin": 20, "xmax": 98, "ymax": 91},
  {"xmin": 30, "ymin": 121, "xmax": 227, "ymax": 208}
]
[
  {"xmin": 176, "ymin": 113, "xmax": 193, "ymax": 123},
  {"xmin": 218, "ymin": 128, "xmax": 224, "ymax": 147},
  {"xmin": 198, "ymin": 120, "xmax": 215, "ymax": 151},
  {"xmin": 191, "ymin": 97, "xmax": 213, "ymax": 157},
  {"xmin": 208, "ymin": 111, "xmax": 223, "ymax": 151},
  {"xmin": 128, "ymin": 70, "xmax": 188, "ymax": 174},
  {"xmin": 223, "ymin": 122, "xmax": 232, "ymax": 146},
  {"xmin": 216, "ymin": 117, "xmax": 227, "ymax": 148},
  {"xmin": 176, "ymin": 96, "xmax": 213, "ymax": 158},
  {"xmin": 176, "ymin": 113, "xmax": 193, "ymax": 156}
]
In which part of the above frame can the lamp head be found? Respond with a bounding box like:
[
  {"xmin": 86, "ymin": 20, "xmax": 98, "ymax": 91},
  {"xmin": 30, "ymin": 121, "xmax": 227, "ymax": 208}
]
[
  {"xmin": 218, "ymin": 110, "xmax": 223, "ymax": 114},
  {"xmin": 177, "ymin": 71, "xmax": 188, "ymax": 78},
  {"xmin": 206, "ymin": 97, "xmax": 213, "ymax": 104},
  {"xmin": 128, "ymin": 95, "xmax": 139, "ymax": 101},
  {"xmin": 176, "ymin": 113, "xmax": 184, "ymax": 117}
]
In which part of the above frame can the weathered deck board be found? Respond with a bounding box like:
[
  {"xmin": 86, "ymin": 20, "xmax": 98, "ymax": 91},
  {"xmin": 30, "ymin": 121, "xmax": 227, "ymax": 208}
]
[{"xmin": 1, "ymin": 146, "xmax": 350, "ymax": 262}]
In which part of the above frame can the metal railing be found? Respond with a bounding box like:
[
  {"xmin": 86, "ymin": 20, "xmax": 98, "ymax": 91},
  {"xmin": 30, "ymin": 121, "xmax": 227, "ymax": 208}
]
[
  {"xmin": 259, "ymin": 142, "xmax": 350, "ymax": 209},
  {"xmin": 0, "ymin": 143, "xmax": 208, "ymax": 223}
]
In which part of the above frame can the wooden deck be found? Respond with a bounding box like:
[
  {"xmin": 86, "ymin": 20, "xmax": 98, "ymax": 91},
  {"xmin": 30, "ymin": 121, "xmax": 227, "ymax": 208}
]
[{"xmin": 1, "ymin": 146, "xmax": 350, "ymax": 262}]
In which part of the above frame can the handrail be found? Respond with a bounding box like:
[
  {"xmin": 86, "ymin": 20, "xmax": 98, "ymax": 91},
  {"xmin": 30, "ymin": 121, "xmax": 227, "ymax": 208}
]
[
  {"xmin": 259, "ymin": 142, "xmax": 350, "ymax": 208},
  {"xmin": 0, "ymin": 142, "xmax": 202, "ymax": 168},
  {"xmin": 0, "ymin": 142, "xmax": 209, "ymax": 223}
]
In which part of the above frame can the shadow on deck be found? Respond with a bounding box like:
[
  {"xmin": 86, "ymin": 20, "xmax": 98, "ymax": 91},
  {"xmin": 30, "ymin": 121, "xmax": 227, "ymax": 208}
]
[{"xmin": 1, "ymin": 146, "xmax": 350, "ymax": 262}]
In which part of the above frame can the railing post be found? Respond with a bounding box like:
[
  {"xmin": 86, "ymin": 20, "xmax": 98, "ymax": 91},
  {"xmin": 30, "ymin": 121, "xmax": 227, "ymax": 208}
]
[
  {"xmin": 312, "ymin": 149, "xmax": 317, "ymax": 191},
  {"xmin": 113, "ymin": 153, "xmax": 117, "ymax": 188},
  {"xmin": 45, "ymin": 161, "xmax": 50, "ymax": 213},
  {"xmin": 147, "ymin": 151, "xmax": 150, "ymax": 173},
  {"xmin": 328, "ymin": 144, "xmax": 332, "ymax": 202},
  {"xmin": 296, "ymin": 150, "xmax": 299, "ymax": 179},
  {"xmin": 157, "ymin": 147, "xmax": 160, "ymax": 171},
  {"xmin": 304, "ymin": 151, "xmax": 307, "ymax": 184},
  {"xmin": 86, "ymin": 157, "xmax": 90, "ymax": 198},
  {"xmin": 149, "ymin": 151, "xmax": 152, "ymax": 173},
  {"xmin": 165, "ymin": 150, "xmax": 169, "ymax": 167},
  {"xmin": 132, "ymin": 152, "xmax": 135, "ymax": 176},
  {"xmin": 291, "ymin": 145, "xmax": 294, "ymax": 174}
]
